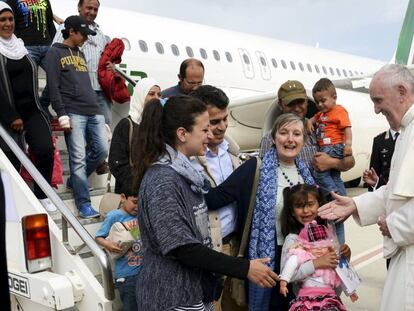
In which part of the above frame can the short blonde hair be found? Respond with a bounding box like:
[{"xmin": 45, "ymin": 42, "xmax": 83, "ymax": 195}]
[{"xmin": 271, "ymin": 113, "xmax": 307, "ymax": 142}]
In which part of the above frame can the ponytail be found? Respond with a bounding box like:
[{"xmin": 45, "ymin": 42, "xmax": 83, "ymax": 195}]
[{"xmin": 132, "ymin": 99, "xmax": 164, "ymax": 192}]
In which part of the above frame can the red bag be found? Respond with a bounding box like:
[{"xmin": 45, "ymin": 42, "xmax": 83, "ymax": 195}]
[
  {"xmin": 98, "ymin": 38, "xmax": 130, "ymax": 104},
  {"xmin": 20, "ymin": 136, "xmax": 63, "ymax": 188}
]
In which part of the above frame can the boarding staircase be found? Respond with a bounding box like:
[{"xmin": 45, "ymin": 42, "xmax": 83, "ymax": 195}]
[{"xmin": 52, "ymin": 124, "xmax": 122, "ymax": 308}]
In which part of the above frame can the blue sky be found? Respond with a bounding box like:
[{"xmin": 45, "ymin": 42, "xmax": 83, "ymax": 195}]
[{"xmin": 104, "ymin": 0, "xmax": 409, "ymax": 61}]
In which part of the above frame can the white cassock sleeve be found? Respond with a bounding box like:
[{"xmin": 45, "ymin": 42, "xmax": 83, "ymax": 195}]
[
  {"xmin": 353, "ymin": 185, "xmax": 387, "ymax": 226},
  {"xmin": 387, "ymin": 197, "xmax": 414, "ymax": 247}
]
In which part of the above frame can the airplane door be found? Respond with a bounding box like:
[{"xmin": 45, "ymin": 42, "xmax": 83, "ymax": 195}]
[
  {"xmin": 238, "ymin": 48, "xmax": 254, "ymax": 79},
  {"xmin": 255, "ymin": 51, "xmax": 271, "ymax": 80}
]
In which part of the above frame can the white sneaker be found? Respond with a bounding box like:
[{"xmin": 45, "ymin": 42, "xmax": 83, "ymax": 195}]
[{"xmin": 39, "ymin": 198, "xmax": 58, "ymax": 213}]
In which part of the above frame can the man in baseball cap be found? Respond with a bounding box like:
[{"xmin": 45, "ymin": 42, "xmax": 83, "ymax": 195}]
[
  {"xmin": 63, "ymin": 15, "xmax": 96, "ymax": 37},
  {"xmin": 277, "ymin": 80, "xmax": 309, "ymax": 119},
  {"xmin": 44, "ymin": 14, "xmax": 108, "ymax": 219}
]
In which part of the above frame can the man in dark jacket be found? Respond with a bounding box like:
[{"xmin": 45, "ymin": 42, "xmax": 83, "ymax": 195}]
[
  {"xmin": 161, "ymin": 58, "xmax": 204, "ymax": 98},
  {"xmin": 363, "ymin": 128, "xmax": 399, "ymax": 190}
]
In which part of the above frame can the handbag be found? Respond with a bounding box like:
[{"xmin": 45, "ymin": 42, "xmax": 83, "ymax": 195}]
[
  {"xmin": 107, "ymin": 222, "xmax": 135, "ymax": 260},
  {"xmin": 230, "ymin": 157, "xmax": 262, "ymax": 307},
  {"xmin": 99, "ymin": 172, "xmax": 121, "ymax": 217}
]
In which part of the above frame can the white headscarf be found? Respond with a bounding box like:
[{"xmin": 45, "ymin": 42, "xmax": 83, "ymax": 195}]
[
  {"xmin": 129, "ymin": 77, "xmax": 160, "ymax": 124},
  {"xmin": 0, "ymin": 3, "xmax": 28, "ymax": 60}
]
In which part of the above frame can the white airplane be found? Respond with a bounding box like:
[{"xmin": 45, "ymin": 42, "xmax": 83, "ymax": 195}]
[
  {"xmin": 50, "ymin": 0, "xmax": 414, "ymax": 183},
  {"xmin": 4, "ymin": 2, "xmax": 414, "ymax": 310}
]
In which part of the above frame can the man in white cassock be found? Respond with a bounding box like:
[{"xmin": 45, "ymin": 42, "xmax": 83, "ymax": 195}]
[{"xmin": 318, "ymin": 64, "xmax": 414, "ymax": 311}]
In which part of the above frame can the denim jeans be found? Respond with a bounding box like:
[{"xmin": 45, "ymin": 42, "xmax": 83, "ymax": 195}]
[
  {"xmin": 64, "ymin": 114, "xmax": 108, "ymax": 209},
  {"xmin": 314, "ymin": 143, "xmax": 346, "ymax": 244},
  {"xmin": 116, "ymin": 275, "xmax": 137, "ymax": 310},
  {"xmin": 95, "ymin": 91, "xmax": 112, "ymax": 125},
  {"xmin": 314, "ymin": 144, "xmax": 346, "ymax": 196},
  {"xmin": 26, "ymin": 45, "xmax": 51, "ymax": 116}
]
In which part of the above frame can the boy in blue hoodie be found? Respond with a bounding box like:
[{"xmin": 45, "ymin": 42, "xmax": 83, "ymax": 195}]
[
  {"xmin": 95, "ymin": 191, "xmax": 142, "ymax": 310},
  {"xmin": 45, "ymin": 16, "xmax": 108, "ymax": 218}
]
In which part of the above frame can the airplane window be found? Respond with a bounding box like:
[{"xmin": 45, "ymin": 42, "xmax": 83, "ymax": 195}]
[
  {"xmin": 329, "ymin": 67, "xmax": 334, "ymax": 75},
  {"xmin": 307, "ymin": 63, "xmax": 312, "ymax": 72},
  {"xmin": 225, "ymin": 52, "xmax": 233, "ymax": 62},
  {"xmin": 155, "ymin": 42, "xmax": 164, "ymax": 54},
  {"xmin": 121, "ymin": 38, "xmax": 131, "ymax": 51},
  {"xmin": 213, "ymin": 50, "xmax": 220, "ymax": 61},
  {"xmin": 243, "ymin": 54, "xmax": 250, "ymax": 65},
  {"xmin": 271, "ymin": 58, "xmax": 277, "ymax": 68},
  {"xmin": 349, "ymin": 70, "xmax": 353, "ymax": 77},
  {"xmin": 314, "ymin": 65, "xmax": 320, "ymax": 73},
  {"xmin": 171, "ymin": 44, "xmax": 180, "ymax": 56},
  {"xmin": 336, "ymin": 68, "xmax": 341, "ymax": 76},
  {"xmin": 200, "ymin": 48, "xmax": 208, "ymax": 59},
  {"xmin": 360, "ymin": 71, "xmax": 364, "ymax": 75},
  {"xmin": 290, "ymin": 61, "xmax": 296, "ymax": 70},
  {"xmin": 139, "ymin": 40, "xmax": 148, "ymax": 52},
  {"xmin": 354, "ymin": 70, "xmax": 358, "ymax": 75},
  {"xmin": 186, "ymin": 46, "xmax": 194, "ymax": 57},
  {"xmin": 343, "ymin": 69, "xmax": 348, "ymax": 77},
  {"xmin": 260, "ymin": 56, "xmax": 266, "ymax": 66},
  {"xmin": 299, "ymin": 62, "xmax": 304, "ymax": 71},
  {"xmin": 281, "ymin": 59, "xmax": 287, "ymax": 69}
]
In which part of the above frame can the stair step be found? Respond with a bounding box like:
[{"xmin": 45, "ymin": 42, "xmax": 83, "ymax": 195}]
[
  {"xmin": 79, "ymin": 250, "xmax": 95, "ymax": 259},
  {"xmin": 54, "ymin": 215, "xmax": 105, "ymax": 230},
  {"xmin": 58, "ymin": 186, "xmax": 107, "ymax": 201}
]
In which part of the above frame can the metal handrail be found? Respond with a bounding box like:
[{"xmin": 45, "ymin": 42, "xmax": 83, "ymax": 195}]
[
  {"xmin": 0, "ymin": 124, "xmax": 115, "ymax": 300},
  {"xmin": 115, "ymin": 67, "xmax": 137, "ymax": 87}
]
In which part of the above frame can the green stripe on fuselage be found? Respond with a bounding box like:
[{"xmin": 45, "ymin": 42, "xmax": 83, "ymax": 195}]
[{"xmin": 396, "ymin": 0, "xmax": 414, "ymax": 64}]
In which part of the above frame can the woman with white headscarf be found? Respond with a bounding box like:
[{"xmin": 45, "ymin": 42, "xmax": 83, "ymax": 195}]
[
  {"xmin": 108, "ymin": 78, "xmax": 161, "ymax": 194},
  {"xmin": 0, "ymin": 3, "xmax": 55, "ymax": 212}
]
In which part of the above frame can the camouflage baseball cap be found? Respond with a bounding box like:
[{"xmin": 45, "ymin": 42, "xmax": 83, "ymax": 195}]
[{"xmin": 277, "ymin": 80, "xmax": 307, "ymax": 105}]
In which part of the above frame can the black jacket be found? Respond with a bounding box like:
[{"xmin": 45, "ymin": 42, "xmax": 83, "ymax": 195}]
[
  {"xmin": 108, "ymin": 117, "xmax": 139, "ymax": 195},
  {"xmin": 368, "ymin": 130, "xmax": 397, "ymax": 191},
  {"xmin": 0, "ymin": 54, "xmax": 46, "ymax": 152}
]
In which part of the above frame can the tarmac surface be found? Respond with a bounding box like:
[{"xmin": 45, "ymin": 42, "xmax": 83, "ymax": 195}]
[{"xmin": 341, "ymin": 187, "xmax": 386, "ymax": 311}]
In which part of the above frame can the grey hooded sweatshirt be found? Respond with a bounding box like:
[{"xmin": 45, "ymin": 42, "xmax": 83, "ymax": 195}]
[{"xmin": 45, "ymin": 42, "xmax": 102, "ymax": 117}]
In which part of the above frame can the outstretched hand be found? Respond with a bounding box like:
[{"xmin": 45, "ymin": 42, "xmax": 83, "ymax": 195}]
[
  {"xmin": 318, "ymin": 192, "xmax": 356, "ymax": 222},
  {"xmin": 248, "ymin": 258, "xmax": 279, "ymax": 288}
]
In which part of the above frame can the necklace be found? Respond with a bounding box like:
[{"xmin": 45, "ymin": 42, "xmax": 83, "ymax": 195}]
[{"xmin": 278, "ymin": 163, "xmax": 301, "ymax": 187}]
